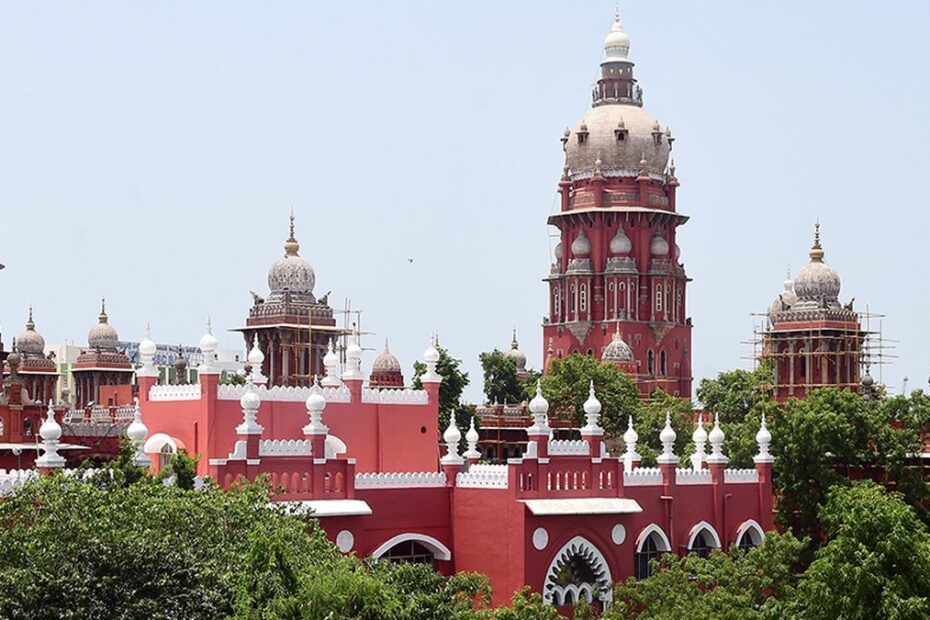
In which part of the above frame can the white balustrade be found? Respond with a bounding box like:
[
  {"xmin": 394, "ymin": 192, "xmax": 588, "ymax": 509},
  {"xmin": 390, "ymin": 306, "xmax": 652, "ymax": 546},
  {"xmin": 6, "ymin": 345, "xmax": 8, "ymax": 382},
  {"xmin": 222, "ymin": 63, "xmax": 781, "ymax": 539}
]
[
  {"xmin": 361, "ymin": 387, "xmax": 429, "ymax": 405},
  {"xmin": 149, "ymin": 384, "xmax": 202, "ymax": 401},
  {"xmin": 354, "ymin": 471, "xmax": 446, "ymax": 489},
  {"xmin": 548, "ymin": 439, "xmax": 590, "ymax": 456},
  {"xmin": 724, "ymin": 469, "xmax": 759, "ymax": 484},
  {"xmin": 623, "ymin": 467, "xmax": 663, "ymax": 486},
  {"xmin": 259, "ymin": 439, "xmax": 313, "ymax": 457},
  {"xmin": 457, "ymin": 464, "xmax": 509, "ymax": 489},
  {"xmin": 216, "ymin": 383, "xmax": 351, "ymax": 403}
]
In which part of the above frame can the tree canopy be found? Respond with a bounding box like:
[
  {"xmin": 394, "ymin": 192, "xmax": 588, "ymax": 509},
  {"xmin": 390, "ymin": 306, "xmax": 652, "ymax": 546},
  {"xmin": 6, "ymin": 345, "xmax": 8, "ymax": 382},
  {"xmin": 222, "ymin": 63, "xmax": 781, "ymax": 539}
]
[
  {"xmin": 413, "ymin": 344, "xmax": 473, "ymax": 433},
  {"xmin": 479, "ymin": 349, "xmax": 528, "ymax": 405}
]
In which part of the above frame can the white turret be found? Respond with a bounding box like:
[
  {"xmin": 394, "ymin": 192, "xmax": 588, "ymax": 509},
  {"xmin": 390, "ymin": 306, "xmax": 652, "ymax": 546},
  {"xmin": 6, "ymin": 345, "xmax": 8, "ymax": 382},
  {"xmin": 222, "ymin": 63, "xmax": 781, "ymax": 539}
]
[
  {"xmin": 464, "ymin": 417, "xmax": 481, "ymax": 461},
  {"xmin": 321, "ymin": 339, "xmax": 341, "ymax": 387},
  {"xmin": 622, "ymin": 415, "xmax": 640, "ymax": 472},
  {"xmin": 580, "ymin": 381, "xmax": 604, "ymax": 436},
  {"xmin": 706, "ymin": 413, "xmax": 728, "ymax": 464},
  {"xmin": 36, "ymin": 403, "xmax": 65, "ymax": 468},
  {"xmin": 440, "ymin": 416, "xmax": 463, "ymax": 465},
  {"xmin": 754, "ymin": 413, "xmax": 774, "ymax": 464},
  {"xmin": 422, "ymin": 336, "xmax": 441, "ymax": 383},
  {"xmin": 656, "ymin": 412, "xmax": 678, "ymax": 464},
  {"xmin": 126, "ymin": 398, "xmax": 152, "ymax": 467},
  {"xmin": 527, "ymin": 381, "xmax": 551, "ymax": 436},
  {"xmin": 247, "ymin": 334, "xmax": 267, "ymax": 385},
  {"xmin": 303, "ymin": 378, "xmax": 329, "ymax": 436},
  {"xmin": 137, "ymin": 324, "xmax": 158, "ymax": 378},
  {"xmin": 236, "ymin": 377, "xmax": 264, "ymax": 435},
  {"xmin": 197, "ymin": 318, "xmax": 219, "ymax": 374},
  {"xmin": 690, "ymin": 413, "xmax": 707, "ymax": 471},
  {"xmin": 343, "ymin": 334, "xmax": 363, "ymax": 380}
]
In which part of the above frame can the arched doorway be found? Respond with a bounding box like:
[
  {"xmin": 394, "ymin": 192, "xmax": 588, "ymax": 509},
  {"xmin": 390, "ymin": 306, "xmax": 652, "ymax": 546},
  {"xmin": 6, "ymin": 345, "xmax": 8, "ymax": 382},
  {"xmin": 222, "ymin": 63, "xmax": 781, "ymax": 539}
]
[{"xmin": 543, "ymin": 536, "xmax": 612, "ymax": 607}]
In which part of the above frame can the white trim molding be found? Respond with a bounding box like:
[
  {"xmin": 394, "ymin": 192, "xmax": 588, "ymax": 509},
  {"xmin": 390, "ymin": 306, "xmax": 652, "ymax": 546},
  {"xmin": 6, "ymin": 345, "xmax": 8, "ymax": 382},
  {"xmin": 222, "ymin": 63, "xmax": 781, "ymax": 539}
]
[
  {"xmin": 370, "ymin": 533, "xmax": 452, "ymax": 561},
  {"xmin": 635, "ymin": 524, "xmax": 671, "ymax": 553},
  {"xmin": 543, "ymin": 536, "xmax": 613, "ymax": 606},
  {"xmin": 735, "ymin": 519, "xmax": 765, "ymax": 547},
  {"xmin": 687, "ymin": 521, "xmax": 722, "ymax": 550}
]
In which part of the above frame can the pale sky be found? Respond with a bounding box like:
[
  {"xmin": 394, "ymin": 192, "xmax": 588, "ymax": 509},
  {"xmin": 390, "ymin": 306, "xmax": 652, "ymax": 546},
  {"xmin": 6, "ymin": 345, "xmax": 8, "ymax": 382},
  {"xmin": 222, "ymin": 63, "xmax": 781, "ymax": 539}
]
[{"xmin": 1, "ymin": 2, "xmax": 928, "ymax": 402}]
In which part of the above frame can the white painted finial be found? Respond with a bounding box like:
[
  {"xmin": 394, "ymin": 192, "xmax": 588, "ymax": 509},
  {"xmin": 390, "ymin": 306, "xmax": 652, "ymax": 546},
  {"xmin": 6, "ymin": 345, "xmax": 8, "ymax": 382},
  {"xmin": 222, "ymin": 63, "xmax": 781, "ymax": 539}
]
[
  {"xmin": 303, "ymin": 376, "xmax": 329, "ymax": 436},
  {"xmin": 754, "ymin": 413, "xmax": 774, "ymax": 464},
  {"xmin": 137, "ymin": 324, "xmax": 158, "ymax": 378},
  {"xmin": 527, "ymin": 381, "xmax": 551, "ymax": 436},
  {"xmin": 321, "ymin": 339, "xmax": 342, "ymax": 387},
  {"xmin": 690, "ymin": 413, "xmax": 707, "ymax": 471},
  {"xmin": 622, "ymin": 415, "xmax": 640, "ymax": 472},
  {"xmin": 127, "ymin": 397, "xmax": 152, "ymax": 467},
  {"xmin": 581, "ymin": 380, "xmax": 603, "ymax": 436},
  {"xmin": 197, "ymin": 317, "xmax": 219, "ymax": 374},
  {"xmin": 707, "ymin": 412, "xmax": 728, "ymax": 464},
  {"xmin": 236, "ymin": 375, "xmax": 264, "ymax": 436},
  {"xmin": 464, "ymin": 418, "xmax": 481, "ymax": 461},
  {"xmin": 36, "ymin": 402, "xmax": 65, "ymax": 468},
  {"xmin": 656, "ymin": 412, "xmax": 678, "ymax": 464},
  {"xmin": 422, "ymin": 336, "xmax": 441, "ymax": 382},
  {"xmin": 440, "ymin": 416, "xmax": 464, "ymax": 465}
]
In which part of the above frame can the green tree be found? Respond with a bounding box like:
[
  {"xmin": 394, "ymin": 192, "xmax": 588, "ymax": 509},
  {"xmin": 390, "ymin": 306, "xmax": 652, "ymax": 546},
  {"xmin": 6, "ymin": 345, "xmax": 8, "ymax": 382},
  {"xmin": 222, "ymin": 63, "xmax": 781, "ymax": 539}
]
[
  {"xmin": 787, "ymin": 482, "xmax": 930, "ymax": 620},
  {"xmin": 479, "ymin": 349, "xmax": 526, "ymax": 405},
  {"xmin": 634, "ymin": 389, "xmax": 693, "ymax": 467},
  {"xmin": 606, "ymin": 531, "xmax": 804, "ymax": 619},
  {"xmin": 412, "ymin": 345, "xmax": 473, "ymax": 438},
  {"xmin": 696, "ymin": 366, "xmax": 773, "ymax": 424},
  {"xmin": 540, "ymin": 354, "xmax": 639, "ymax": 437}
]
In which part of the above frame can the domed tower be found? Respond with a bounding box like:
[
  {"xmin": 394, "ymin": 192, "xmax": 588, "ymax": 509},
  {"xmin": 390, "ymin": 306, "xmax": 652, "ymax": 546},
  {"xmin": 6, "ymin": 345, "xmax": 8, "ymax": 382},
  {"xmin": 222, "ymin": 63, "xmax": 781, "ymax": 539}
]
[
  {"xmin": 2, "ymin": 307, "xmax": 58, "ymax": 404},
  {"xmin": 543, "ymin": 13, "xmax": 692, "ymax": 398},
  {"xmin": 369, "ymin": 340, "xmax": 404, "ymax": 389},
  {"xmin": 72, "ymin": 299, "xmax": 134, "ymax": 408},
  {"xmin": 235, "ymin": 215, "xmax": 349, "ymax": 386},
  {"xmin": 505, "ymin": 329, "xmax": 531, "ymax": 380},
  {"xmin": 761, "ymin": 225, "xmax": 864, "ymax": 402}
]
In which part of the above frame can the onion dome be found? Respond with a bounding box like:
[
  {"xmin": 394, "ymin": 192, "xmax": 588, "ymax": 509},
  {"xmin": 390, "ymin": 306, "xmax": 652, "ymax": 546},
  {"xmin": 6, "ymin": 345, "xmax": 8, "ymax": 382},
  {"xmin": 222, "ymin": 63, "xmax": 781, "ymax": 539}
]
[
  {"xmin": 553, "ymin": 241, "xmax": 563, "ymax": 263},
  {"xmin": 370, "ymin": 339, "xmax": 404, "ymax": 388},
  {"xmin": 623, "ymin": 416, "xmax": 638, "ymax": 446},
  {"xmin": 505, "ymin": 329, "xmax": 527, "ymax": 373},
  {"xmin": 247, "ymin": 334, "xmax": 264, "ymax": 367},
  {"xmin": 198, "ymin": 318, "xmax": 218, "ymax": 355},
  {"xmin": 16, "ymin": 307, "xmax": 45, "ymax": 356},
  {"xmin": 609, "ymin": 227, "xmax": 632, "ymax": 255},
  {"xmin": 602, "ymin": 12, "xmax": 631, "ymax": 62},
  {"xmin": 793, "ymin": 224, "xmax": 841, "ymax": 308},
  {"xmin": 755, "ymin": 414, "xmax": 771, "ymax": 448},
  {"xmin": 267, "ymin": 214, "xmax": 316, "ymax": 299},
  {"xmin": 126, "ymin": 400, "xmax": 148, "ymax": 443},
  {"xmin": 87, "ymin": 298, "xmax": 119, "ymax": 350},
  {"xmin": 39, "ymin": 403, "xmax": 62, "ymax": 442},
  {"xmin": 571, "ymin": 228, "xmax": 591, "ymax": 257},
  {"xmin": 424, "ymin": 338, "xmax": 440, "ymax": 364},
  {"xmin": 692, "ymin": 413, "xmax": 708, "ymax": 445},
  {"xmin": 139, "ymin": 324, "xmax": 157, "ymax": 358},
  {"xmin": 602, "ymin": 327, "xmax": 633, "ymax": 362},
  {"xmin": 240, "ymin": 380, "xmax": 261, "ymax": 412},
  {"xmin": 708, "ymin": 413, "xmax": 725, "ymax": 446},
  {"xmin": 650, "ymin": 231, "xmax": 669, "ymax": 256},
  {"xmin": 659, "ymin": 412, "xmax": 677, "ymax": 445}
]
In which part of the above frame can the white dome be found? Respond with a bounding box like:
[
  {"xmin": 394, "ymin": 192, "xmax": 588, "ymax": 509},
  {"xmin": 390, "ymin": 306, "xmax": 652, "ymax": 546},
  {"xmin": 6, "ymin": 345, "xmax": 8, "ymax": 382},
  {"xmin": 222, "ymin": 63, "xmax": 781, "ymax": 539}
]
[
  {"xmin": 602, "ymin": 329, "xmax": 633, "ymax": 362},
  {"xmin": 650, "ymin": 231, "xmax": 669, "ymax": 256},
  {"xmin": 609, "ymin": 227, "xmax": 632, "ymax": 255},
  {"xmin": 571, "ymin": 228, "xmax": 591, "ymax": 257},
  {"xmin": 267, "ymin": 216, "xmax": 316, "ymax": 297},
  {"xmin": 139, "ymin": 326, "xmax": 157, "ymax": 357},
  {"xmin": 769, "ymin": 274, "xmax": 798, "ymax": 319},
  {"xmin": 602, "ymin": 14, "xmax": 631, "ymax": 62},
  {"xmin": 565, "ymin": 104, "xmax": 670, "ymax": 178},
  {"xmin": 240, "ymin": 385, "xmax": 261, "ymax": 411},
  {"xmin": 793, "ymin": 226, "xmax": 841, "ymax": 308},
  {"xmin": 199, "ymin": 325, "xmax": 218, "ymax": 353}
]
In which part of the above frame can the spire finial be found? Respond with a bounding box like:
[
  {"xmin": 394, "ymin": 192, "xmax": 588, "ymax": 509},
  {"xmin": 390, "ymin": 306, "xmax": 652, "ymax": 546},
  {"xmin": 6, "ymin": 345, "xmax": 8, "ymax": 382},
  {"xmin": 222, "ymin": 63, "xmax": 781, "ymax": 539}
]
[
  {"xmin": 284, "ymin": 211, "xmax": 300, "ymax": 255},
  {"xmin": 26, "ymin": 306, "xmax": 34, "ymax": 330},
  {"xmin": 810, "ymin": 222, "xmax": 825, "ymax": 262},
  {"xmin": 99, "ymin": 297, "xmax": 108, "ymax": 323},
  {"xmin": 511, "ymin": 327, "xmax": 519, "ymax": 349}
]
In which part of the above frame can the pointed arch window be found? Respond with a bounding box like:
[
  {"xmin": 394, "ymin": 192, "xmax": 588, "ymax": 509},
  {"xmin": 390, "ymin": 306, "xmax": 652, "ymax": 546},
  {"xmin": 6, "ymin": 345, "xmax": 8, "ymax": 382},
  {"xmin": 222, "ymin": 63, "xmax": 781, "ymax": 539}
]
[
  {"xmin": 655, "ymin": 287, "xmax": 662, "ymax": 312},
  {"xmin": 580, "ymin": 284, "xmax": 588, "ymax": 313},
  {"xmin": 660, "ymin": 350, "xmax": 668, "ymax": 376},
  {"xmin": 635, "ymin": 525, "xmax": 671, "ymax": 579},
  {"xmin": 647, "ymin": 349, "xmax": 655, "ymax": 375}
]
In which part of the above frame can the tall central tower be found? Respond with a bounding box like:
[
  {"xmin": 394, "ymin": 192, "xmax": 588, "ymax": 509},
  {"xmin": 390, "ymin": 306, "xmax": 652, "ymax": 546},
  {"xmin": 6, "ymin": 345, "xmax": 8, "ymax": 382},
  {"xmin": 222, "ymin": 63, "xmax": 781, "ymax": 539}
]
[{"xmin": 543, "ymin": 14, "xmax": 692, "ymax": 398}]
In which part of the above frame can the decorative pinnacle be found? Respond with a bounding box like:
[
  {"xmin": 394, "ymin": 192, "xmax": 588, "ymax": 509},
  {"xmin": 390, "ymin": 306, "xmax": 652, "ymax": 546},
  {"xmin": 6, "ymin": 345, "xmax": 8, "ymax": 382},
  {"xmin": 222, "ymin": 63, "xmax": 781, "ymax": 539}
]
[
  {"xmin": 99, "ymin": 297, "xmax": 108, "ymax": 323},
  {"xmin": 511, "ymin": 327, "xmax": 519, "ymax": 349},
  {"xmin": 284, "ymin": 211, "xmax": 300, "ymax": 256},
  {"xmin": 810, "ymin": 222, "xmax": 824, "ymax": 262},
  {"xmin": 26, "ymin": 306, "xmax": 34, "ymax": 330}
]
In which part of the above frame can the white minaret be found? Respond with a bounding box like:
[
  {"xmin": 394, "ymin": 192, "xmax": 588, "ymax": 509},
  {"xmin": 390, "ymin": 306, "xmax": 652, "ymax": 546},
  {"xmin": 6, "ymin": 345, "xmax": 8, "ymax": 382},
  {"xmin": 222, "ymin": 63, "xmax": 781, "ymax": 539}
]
[
  {"xmin": 622, "ymin": 415, "xmax": 640, "ymax": 472},
  {"xmin": 36, "ymin": 403, "xmax": 65, "ymax": 469},
  {"xmin": 706, "ymin": 413, "xmax": 728, "ymax": 465},
  {"xmin": 126, "ymin": 398, "xmax": 152, "ymax": 467},
  {"xmin": 247, "ymin": 334, "xmax": 267, "ymax": 385},
  {"xmin": 656, "ymin": 412, "xmax": 679, "ymax": 465},
  {"xmin": 690, "ymin": 413, "xmax": 707, "ymax": 471}
]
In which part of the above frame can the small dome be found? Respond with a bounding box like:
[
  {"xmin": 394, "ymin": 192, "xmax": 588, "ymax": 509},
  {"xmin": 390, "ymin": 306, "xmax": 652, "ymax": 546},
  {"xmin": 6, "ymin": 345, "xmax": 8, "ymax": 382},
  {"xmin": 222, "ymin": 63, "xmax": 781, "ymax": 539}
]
[
  {"xmin": 553, "ymin": 241, "xmax": 563, "ymax": 263},
  {"xmin": 793, "ymin": 225, "xmax": 841, "ymax": 307},
  {"xmin": 623, "ymin": 416, "xmax": 638, "ymax": 445},
  {"xmin": 650, "ymin": 231, "xmax": 669, "ymax": 256},
  {"xmin": 602, "ymin": 328, "xmax": 633, "ymax": 362},
  {"xmin": 372, "ymin": 340, "xmax": 401, "ymax": 373},
  {"xmin": 199, "ymin": 319, "xmax": 218, "ymax": 353},
  {"xmin": 659, "ymin": 413, "xmax": 676, "ymax": 444},
  {"xmin": 247, "ymin": 334, "xmax": 264, "ymax": 366},
  {"xmin": 267, "ymin": 215, "xmax": 316, "ymax": 297},
  {"xmin": 571, "ymin": 228, "xmax": 591, "ymax": 257},
  {"xmin": 768, "ymin": 273, "xmax": 798, "ymax": 319},
  {"xmin": 17, "ymin": 308, "xmax": 45, "ymax": 356},
  {"xmin": 240, "ymin": 384, "xmax": 261, "ymax": 411},
  {"xmin": 609, "ymin": 227, "xmax": 632, "ymax": 255},
  {"xmin": 602, "ymin": 13, "xmax": 631, "ymax": 62},
  {"xmin": 88, "ymin": 299, "xmax": 119, "ymax": 350},
  {"xmin": 424, "ymin": 339, "xmax": 440, "ymax": 364},
  {"xmin": 692, "ymin": 414, "xmax": 708, "ymax": 444},
  {"xmin": 505, "ymin": 329, "xmax": 527, "ymax": 372},
  {"xmin": 139, "ymin": 325, "xmax": 157, "ymax": 357}
]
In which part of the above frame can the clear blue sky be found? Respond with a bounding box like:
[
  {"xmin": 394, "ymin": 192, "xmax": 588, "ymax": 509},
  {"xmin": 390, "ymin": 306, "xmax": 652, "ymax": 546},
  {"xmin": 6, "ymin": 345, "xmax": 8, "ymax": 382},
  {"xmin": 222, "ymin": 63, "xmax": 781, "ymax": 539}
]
[{"xmin": 1, "ymin": 1, "xmax": 928, "ymax": 401}]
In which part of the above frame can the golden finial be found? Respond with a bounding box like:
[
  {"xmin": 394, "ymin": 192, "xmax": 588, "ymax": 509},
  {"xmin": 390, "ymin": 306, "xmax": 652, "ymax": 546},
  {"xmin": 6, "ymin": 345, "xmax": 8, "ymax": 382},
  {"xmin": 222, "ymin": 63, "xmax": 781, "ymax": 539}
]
[
  {"xmin": 99, "ymin": 297, "xmax": 108, "ymax": 323},
  {"xmin": 26, "ymin": 306, "xmax": 34, "ymax": 331},
  {"xmin": 809, "ymin": 222, "xmax": 824, "ymax": 262},
  {"xmin": 284, "ymin": 211, "xmax": 300, "ymax": 256}
]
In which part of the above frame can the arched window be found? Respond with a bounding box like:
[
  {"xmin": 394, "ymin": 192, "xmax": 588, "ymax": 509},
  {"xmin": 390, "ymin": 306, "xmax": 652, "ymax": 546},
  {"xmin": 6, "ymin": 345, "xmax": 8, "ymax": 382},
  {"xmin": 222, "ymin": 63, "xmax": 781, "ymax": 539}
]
[
  {"xmin": 544, "ymin": 536, "xmax": 613, "ymax": 606},
  {"xmin": 659, "ymin": 350, "xmax": 668, "ymax": 376},
  {"xmin": 580, "ymin": 284, "xmax": 587, "ymax": 313},
  {"xmin": 159, "ymin": 444, "xmax": 175, "ymax": 471},
  {"xmin": 735, "ymin": 520, "xmax": 765, "ymax": 552},
  {"xmin": 570, "ymin": 284, "xmax": 577, "ymax": 315},
  {"xmin": 647, "ymin": 350, "xmax": 655, "ymax": 375},
  {"xmin": 371, "ymin": 534, "xmax": 452, "ymax": 566},
  {"xmin": 635, "ymin": 525, "xmax": 671, "ymax": 579},
  {"xmin": 385, "ymin": 541, "xmax": 434, "ymax": 565},
  {"xmin": 655, "ymin": 287, "xmax": 662, "ymax": 312},
  {"xmin": 687, "ymin": 522, "xmax": 722, "ymax": 559}
]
